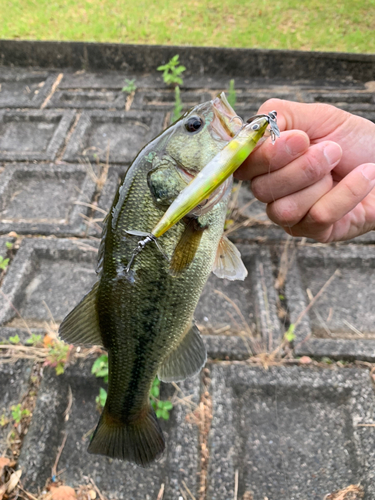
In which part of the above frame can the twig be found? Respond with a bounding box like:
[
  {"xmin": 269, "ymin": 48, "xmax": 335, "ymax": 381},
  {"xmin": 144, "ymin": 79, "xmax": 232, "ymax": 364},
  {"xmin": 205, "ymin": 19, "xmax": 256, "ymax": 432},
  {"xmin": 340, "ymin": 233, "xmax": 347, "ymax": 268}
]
[
  {"xmin": 182, "ymin": 480, "xmax": 196, "ymax": 500},
  {"xmin": 18, "ymin": 486, "xmax": 39, "ymax": 500},
  {"xmin": 74, "ymin": 201, "xmax": 108, "ymax": 214},
  {"xmin": 51, "ymin": 431, "xmax": 68, "ymax": 478},
  {"xmin": 156, "ymin": 483, "xmax": 165, "ymax": 500},
  {"xmin": 40, "ymin": 73, "xmax": 64, "ymax": 109},
  {"xmin": 63, "ymin": 386, "xmax": 73, "ymax": 421},
  {"xmin": 214, "ymin": 289, "xmax": 253, "ymax": 336},
  {"xmin": 233, "ymin": 470, "xmax": 239, "ymax": 500},
  {"xmin": 90, "ymin": 477, "xmax": 106, "ymax": 500}
]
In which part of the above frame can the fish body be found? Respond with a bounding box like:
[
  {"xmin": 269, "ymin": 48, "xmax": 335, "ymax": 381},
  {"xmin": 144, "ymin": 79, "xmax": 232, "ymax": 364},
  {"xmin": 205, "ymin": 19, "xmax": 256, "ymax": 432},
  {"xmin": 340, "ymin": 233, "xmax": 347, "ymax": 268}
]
[{"xmin": 59, "ymin": 95, "xmax": 249, "ymax": 466}]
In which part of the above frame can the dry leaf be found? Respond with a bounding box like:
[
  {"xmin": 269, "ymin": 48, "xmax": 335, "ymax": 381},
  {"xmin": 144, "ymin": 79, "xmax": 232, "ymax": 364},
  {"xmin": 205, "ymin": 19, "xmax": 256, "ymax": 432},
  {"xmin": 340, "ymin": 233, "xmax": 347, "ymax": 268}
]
[
  {"xmin": 51, "ymin": 485, "xmax": 77, "ymax": 500},
  {"xmin": 299, "ymin": 356, "xmax": 312, "ymax": 365},
  {"xmin": 324, "ymin": 484, "xmax": 364, "ymax": 500},
  {"xmin": 88, "ymin": 490, "xmax": 96, "ymax": 499},
  {"xmin": 0, "ymin": 458, "xmax": 10, "ymax": 477},
  {"xmin": 7, "ymin": 469, "xmax": 22, "ymax": 493}
]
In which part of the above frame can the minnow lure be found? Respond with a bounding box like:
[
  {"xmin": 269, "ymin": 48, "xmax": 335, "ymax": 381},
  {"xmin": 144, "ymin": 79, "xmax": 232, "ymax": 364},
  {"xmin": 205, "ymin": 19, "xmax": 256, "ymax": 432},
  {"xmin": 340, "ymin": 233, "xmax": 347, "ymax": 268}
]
[{"xmin": 125, "ymin": 111, "xmax": 280, "ymax": 271}]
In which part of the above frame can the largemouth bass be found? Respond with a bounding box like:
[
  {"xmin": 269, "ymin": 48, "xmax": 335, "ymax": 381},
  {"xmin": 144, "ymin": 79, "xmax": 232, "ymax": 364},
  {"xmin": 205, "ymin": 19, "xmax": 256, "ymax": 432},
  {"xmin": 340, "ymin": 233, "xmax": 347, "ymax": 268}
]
[{"xmin": 59, "ymin": 94, "xmax": 258, "ymax": 467}]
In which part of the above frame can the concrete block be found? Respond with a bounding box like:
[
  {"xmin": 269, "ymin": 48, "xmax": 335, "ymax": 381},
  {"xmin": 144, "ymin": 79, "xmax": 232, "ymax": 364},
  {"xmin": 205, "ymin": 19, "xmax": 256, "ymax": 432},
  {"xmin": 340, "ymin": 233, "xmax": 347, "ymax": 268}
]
[
  {"xmin": 285, "ymin": 245, "xmax": 375, "ymax": 361},
  {"xmin": 63, "ymin": 111, "xmax": 164, "ymax": 164},
  {"xmin": 18, "ymin": 359, "xmax": 200, "ymax": 499},
  {"xmin": 0, "ymin": 69, "xmax": 57, "ymax": 108},
  {"xmin": 208, "ymin": 364, "xmax": 375, "ymax": 499},
  {"xmin": 132, "ymin": 90, "xmax": 213, "ymax": 110},
  {"xmin": 48, "ymin": 89, "xmax": 126, "ymax": 109},
  {"xmin": 196, "ymin": 244, "xmax": 282, "ymax": 352},
  {"xmin": 0, "ymin": 110, "xmax": 75, "ymax": 161},
  {"xmin": 0, "ymin": 238, "xmax": 99, "ymax": 328},
  {"xmin": 0, "ymin": 164, "xmax": 97, "ymax": 236}
]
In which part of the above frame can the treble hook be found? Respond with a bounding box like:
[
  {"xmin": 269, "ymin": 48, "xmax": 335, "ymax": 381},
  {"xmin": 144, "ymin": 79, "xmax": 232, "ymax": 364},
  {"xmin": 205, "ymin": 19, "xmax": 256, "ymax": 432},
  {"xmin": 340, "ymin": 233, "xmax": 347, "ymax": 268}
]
[
  {"xmin": 124, "ymin": 230, "xmax": 168, "ymax": 272},
  {"xmin": 246, "ymin": 110, "xmax": 280, "ymax": 144}
]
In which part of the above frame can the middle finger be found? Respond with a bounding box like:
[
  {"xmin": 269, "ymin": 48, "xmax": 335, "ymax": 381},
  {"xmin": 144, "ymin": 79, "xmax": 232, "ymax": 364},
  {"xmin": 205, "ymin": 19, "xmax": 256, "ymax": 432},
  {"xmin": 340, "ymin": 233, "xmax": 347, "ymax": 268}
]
[{"xmin": 251, "ymin": 141, "xmax": 342, "ymax": 203}]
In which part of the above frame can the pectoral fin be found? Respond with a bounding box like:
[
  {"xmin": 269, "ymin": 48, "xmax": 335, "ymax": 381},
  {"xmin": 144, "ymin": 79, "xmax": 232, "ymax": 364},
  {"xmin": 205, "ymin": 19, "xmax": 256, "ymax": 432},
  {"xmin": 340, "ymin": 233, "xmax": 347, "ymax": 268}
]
[
  {"xmin": 169, "ymin": 220, "xmax": 206, "ymax": 276},
  {"xmin": 58, "ymin": 282, "xmax": 104, "ymax": 346},
  {"xmin": 158, "ymin": 322, "xmax": 207, "ymax": 382},
  {"xmin": 212, "ymin": 236, "xmax": 248, "ymax": 281}
]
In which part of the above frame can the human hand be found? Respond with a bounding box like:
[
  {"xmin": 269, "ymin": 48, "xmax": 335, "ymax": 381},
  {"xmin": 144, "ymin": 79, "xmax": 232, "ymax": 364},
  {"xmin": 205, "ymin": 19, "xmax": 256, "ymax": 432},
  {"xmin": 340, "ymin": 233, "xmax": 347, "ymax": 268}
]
[{"xmin": 236, "ymin": 99, "xmax": 375, "ymax": 242}]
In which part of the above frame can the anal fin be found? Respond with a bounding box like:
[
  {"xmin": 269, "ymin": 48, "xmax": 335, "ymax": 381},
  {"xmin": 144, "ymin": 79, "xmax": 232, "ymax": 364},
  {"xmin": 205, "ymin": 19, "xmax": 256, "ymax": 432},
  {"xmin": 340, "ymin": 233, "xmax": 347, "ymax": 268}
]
[
  {"xmin": 212, "ymin": 236, "xmax": 248, "ymax": 281},
  {"xmin": 158, "ymin": 322, "xmax": 206, "ymax": 382},
  {"xmin": 58, "ymin": 282, "xmax": 103, "ymax": 347}
]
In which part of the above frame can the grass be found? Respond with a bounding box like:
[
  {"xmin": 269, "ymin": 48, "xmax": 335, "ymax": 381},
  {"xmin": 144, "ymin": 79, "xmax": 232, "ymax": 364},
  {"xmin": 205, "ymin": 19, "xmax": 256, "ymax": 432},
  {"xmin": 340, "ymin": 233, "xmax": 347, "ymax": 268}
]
[{"xmin": 1, "ymin": 0, "xmax": 374, "ymax": 53}]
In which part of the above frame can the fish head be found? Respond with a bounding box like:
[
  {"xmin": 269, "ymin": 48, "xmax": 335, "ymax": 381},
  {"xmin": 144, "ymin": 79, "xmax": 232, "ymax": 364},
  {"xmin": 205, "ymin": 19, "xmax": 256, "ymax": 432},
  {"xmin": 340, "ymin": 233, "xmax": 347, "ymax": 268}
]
[{"xmin": 164, "ymin": 92, "xmax": 243, "ymax": 181}]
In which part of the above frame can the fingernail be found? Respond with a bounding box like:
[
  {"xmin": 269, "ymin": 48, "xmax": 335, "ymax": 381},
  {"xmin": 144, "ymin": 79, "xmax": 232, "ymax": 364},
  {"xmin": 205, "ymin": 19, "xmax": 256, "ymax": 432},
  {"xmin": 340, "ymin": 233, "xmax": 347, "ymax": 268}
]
[
  {"xmin": 361, "ymin": 163, "xmax": 375, "ymax": 181},
  {"xmin": 323, "ymin": 143, "xmax": 341, "ymax": 166}
]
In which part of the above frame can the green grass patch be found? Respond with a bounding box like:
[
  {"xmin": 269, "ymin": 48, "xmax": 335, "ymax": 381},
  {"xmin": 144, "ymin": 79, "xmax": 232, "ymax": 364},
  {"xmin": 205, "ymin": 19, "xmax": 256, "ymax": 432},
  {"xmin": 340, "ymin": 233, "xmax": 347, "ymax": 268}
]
[{"xmin": 1, "ymin": 0, "xmax": 374, "ymax": 53}]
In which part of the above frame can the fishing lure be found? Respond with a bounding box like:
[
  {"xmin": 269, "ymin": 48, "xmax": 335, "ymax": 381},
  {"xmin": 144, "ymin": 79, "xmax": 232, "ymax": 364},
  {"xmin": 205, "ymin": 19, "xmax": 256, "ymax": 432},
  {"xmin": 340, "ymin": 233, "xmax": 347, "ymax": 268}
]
[{"xmin": 125, "ymin": 111, "xmax": 280, "ymax": 271}]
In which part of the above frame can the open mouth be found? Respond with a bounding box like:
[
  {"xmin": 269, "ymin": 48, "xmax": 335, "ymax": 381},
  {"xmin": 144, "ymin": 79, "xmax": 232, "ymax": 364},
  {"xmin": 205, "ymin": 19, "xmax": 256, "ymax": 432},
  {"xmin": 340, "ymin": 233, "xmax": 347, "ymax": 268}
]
[{"xmin": 211, "ymin": 92, "xmax": 243, "ymax": 142}]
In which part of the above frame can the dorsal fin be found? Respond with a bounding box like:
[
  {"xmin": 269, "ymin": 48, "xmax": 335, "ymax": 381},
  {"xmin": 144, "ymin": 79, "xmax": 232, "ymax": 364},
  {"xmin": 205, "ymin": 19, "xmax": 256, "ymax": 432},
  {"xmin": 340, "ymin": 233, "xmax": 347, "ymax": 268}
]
[
  {"xmin": 212, "ymin": 236, "xmax": 248, "ymax": 281},
  {"xmin": 158, "ymin": 322, "xmax": 206, "ymax": 382},
  {"xmin": 58, "ymin": 282, "xmax": 103, "ymax": 346}
]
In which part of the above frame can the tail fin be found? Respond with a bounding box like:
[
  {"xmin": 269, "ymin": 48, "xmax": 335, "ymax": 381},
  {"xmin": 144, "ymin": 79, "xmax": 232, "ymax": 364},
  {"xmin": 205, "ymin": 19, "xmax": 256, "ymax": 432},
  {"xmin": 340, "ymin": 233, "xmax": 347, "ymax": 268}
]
[{"xmin": 88, "ymin": 406, "xmax": 165, "ymax": 467}]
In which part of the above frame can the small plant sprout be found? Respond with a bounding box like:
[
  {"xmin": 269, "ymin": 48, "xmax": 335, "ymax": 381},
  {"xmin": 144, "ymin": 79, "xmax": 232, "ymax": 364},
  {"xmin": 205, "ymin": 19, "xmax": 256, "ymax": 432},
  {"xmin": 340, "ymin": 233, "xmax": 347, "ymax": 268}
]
[
  {"xmin": 149, "ymin": 377, "xmax": 173, "ymax": 420},
  {"xmin": 122, "ymin": 78, "xmax": 137, "ymax": 94},
  {"xmin": 5, "ymin": 241, "xmax": 13, "ymax": 250},
  {"xmin": 284, "ymin": 324, "xmax": 296, "ymax": 343},
  {"xmin": 91, "ymin": 354, "xmax": 109, "ymax": 383},
  {"xmin": 157, "ymin": 55, "xmax": 186, "ymax": 86},
  {"xmin": 227, "ymin": 79, "xmax": 236, "ymax": 110},
  {"xmin": 11, "ymin": 404, "xmax": 30, "ymax": 425},
  {"xmin": 96, "ymin": 387, "xmax": 108, "ymax": 408},
  {"xmin": 0, "ymin": 256, "xmax": 9, "ymax": 271},
  {"xmin": 45, "ymin": 340, "xmax": 70, "ymax": 375},
  {"xmin": 25, "ymin": 334, "xmax": 42, "ymax": 346},
  {"xmin": 9, "ymin": 334, "xmax": 20, "ymax": 345}
]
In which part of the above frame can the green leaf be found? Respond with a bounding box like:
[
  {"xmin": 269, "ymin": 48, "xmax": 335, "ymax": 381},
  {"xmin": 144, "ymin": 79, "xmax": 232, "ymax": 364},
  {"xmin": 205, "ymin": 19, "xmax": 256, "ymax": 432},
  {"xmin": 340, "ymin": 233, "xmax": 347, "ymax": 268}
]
[
  {"xmin": 0, "ymin": 257, "xmax": 9, "ymax": 270},
  {"xmin": 92, "ymin": 355, "xmax": 109, "ymax": 380},
  {"xmin": 162, "ymin": 400, "xmax": 173, "ymax": 410},
  {"xmin": 9, "ymin": 334, "xmax": 20, "ymax": 345},
  {"xmin": 55, "ymin": 363, "xmax": 65, "ymax": 375},
  {"xmin": 96, "ymin": 387, "xmax": 107, "ymax": 408},
  {"xmin": 5, "ymin": 241, "xmax": 13, "ymax": 249},
  {"xmin": 156, "ymin": 409, "xmax": 163, "ymax": 418},
  {"xmin": 284, "ymin": 324, "xmax": 296, "ymax": 342},
  {"xmin": 151, "ymin": 385, "xmax": 160, "ymax": 398},
  {"xmin": 26, "ymin": 334, "xmax": 42, "ymax": 346}
]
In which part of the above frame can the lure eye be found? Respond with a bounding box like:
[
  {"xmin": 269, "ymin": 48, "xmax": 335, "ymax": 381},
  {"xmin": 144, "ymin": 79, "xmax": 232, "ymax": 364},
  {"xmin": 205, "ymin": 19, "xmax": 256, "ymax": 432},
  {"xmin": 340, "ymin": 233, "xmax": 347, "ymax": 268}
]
[
  {"xmin": 251, "ymin": 123, "xmax": 260, "ymax": 130},
  {"xmin": 185, "ymin": 116, "xmax": 204, "ymax": 133}
]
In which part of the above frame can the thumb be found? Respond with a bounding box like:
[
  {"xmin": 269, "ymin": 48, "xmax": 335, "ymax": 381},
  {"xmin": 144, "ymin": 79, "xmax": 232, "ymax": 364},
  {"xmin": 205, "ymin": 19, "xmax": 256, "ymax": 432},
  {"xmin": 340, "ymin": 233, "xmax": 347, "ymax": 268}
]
[{"xmin": 257, "ymin": 99, "xmax": 349, "ymax": 140}]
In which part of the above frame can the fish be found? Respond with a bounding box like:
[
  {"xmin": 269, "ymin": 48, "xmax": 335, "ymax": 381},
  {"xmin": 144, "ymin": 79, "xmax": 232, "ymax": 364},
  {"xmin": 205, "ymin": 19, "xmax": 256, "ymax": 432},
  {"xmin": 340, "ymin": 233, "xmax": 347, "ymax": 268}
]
[{"xmin": 58, "ymin": 93, "xmax": 262, "ymax": 467}]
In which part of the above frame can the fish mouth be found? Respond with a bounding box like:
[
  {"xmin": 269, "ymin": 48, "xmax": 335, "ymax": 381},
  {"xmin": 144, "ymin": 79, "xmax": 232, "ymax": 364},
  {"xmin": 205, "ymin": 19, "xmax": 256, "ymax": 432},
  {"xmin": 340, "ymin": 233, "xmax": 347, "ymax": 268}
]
[{"xmin": 211, "ymin": 92, "xmax": 243, "ymax": 142}]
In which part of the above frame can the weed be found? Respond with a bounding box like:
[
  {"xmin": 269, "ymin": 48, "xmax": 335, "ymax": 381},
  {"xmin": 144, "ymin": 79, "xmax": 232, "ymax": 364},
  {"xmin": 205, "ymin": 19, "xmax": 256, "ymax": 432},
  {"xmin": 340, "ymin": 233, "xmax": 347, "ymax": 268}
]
[
  {"xmin": 157, "ymin": 55, "xmax": 185, "ymax": 86},
  {"xmin": 0, "ymin": 413, "xmax": 9, "ymax": 427},
  {"xmin": 96, "ymin": 387, "xmax": 107, "ymax": 408},
  {"xmin": 0, "ymin": 256, "xmax": 9, "ymax": 271},
  {"xmin": 227, "ymin": 79, "xmax": 236, "ymax": 110},
  {"xmin": 5, "ymin": 241, "xmax": 13, "ymax": 250},
  {"xmin": 284, "ymin": 324, "xmax": 296, "ymax": 342},
  {"xmin": 25, "ymin": 333, "xmax": 42, "ymax": 346},
  {"xmin": 122, "ymin": 78, "xmax": 137, "ymax": 93},
  {"xmin": 172, "ymin": 85, "xmax": 183, "ymax": 123},
  {"xmin": 8, "ymin": 334, "xmax": 20, "ymax": 345},
  {"xmin": 92, "ymin": 354, "xmax": 174, "ymax": 418},
  {"xmin": 91, "ymin": 354, "xmax": 109, "ymax": 383},
  {"xmin": 11, "ymin": 404, "xmax": 30, "ymax": 425},
  {"xmin": 45, "ymin": 340, "xmax": 70, "ymax": 375}
]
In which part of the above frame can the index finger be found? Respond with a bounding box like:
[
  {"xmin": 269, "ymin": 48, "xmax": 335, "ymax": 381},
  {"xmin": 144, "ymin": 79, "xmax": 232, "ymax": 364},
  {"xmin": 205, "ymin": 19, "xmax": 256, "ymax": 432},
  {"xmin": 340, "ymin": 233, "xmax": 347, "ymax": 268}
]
[{"xmin": 257, "ymin": 99, "xmax": 349, "ymax": 139}]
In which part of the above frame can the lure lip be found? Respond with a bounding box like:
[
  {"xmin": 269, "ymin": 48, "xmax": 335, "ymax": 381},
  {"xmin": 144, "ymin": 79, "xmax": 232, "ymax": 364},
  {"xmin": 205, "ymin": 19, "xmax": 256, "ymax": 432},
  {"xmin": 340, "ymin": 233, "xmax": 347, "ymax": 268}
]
[{"xmin": 211, "ymin": 92, "xmax": 243, "ymax": 141}]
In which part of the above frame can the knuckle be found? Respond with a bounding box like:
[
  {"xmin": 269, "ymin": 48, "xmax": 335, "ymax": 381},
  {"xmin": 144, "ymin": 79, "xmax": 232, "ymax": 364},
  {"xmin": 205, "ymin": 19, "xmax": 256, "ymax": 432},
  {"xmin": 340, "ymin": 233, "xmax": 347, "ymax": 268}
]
[
  {"xmin": 268, "ymin": 198, "xmax": 299, "ymax": 225},
  {"xmin": 251, "ymin": 177, "xmax": 268, "ymax": 202},
  {"xmin": 307, "ymin": 205, "xmax": 331, "ymax": 227}
]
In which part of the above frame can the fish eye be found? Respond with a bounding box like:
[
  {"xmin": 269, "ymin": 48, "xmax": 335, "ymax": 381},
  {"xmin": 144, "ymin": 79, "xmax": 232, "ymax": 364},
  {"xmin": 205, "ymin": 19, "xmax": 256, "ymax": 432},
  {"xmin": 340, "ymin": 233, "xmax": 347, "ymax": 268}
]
[
  {"xmin": 185, "ymin": 116, "xmax": 204, "ymax": 133},
  {"xmin": 251, "ymin": 123, "xmax": 260, "ymax": 130}
]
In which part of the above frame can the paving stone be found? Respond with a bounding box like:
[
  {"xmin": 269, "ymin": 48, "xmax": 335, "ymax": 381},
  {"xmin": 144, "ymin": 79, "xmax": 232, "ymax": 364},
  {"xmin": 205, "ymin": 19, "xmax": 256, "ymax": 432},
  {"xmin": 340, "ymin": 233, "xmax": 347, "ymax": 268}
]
[
  {"xmin": 48, "ymin": 89, "xmax": 126, "ymax": 109},
  {"xmin": 196, "ymin": 244, "xmax": 282, "ymax": 352},
  {"xmin": 0, "ymin": 164, "xmax": 97, "ymax": 236},
  {"xmin": 0, "ymin": 361, "xmax": 32, "ymax": 455},
  {"xmin": 203, "ymin": 335, "xmax": 250, "ymax": 360},
  {"xmin": 0, "ymin": 238, "xmax": 99, "ymax": 329},
  {"xmin": 0, "ymin": 69, "xmax": 57, "ymax": 108},
  {"xmin": 18, "ymin": 359, "xmax": 200, "ymax": 499},
  {"xmin": 0, "ymin": 111, "xmax": 75, "ymax": 161},
  {"xmin": 63, "ymin": 111, "xmax": 164, "ymax": 164},
  {"xmin": 208, "ymin": 364, "xmax": 375, "ymax": 500},
  {"xmin": 284, "ymin": 245, "xmax": 375, "ymax": 361}
]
